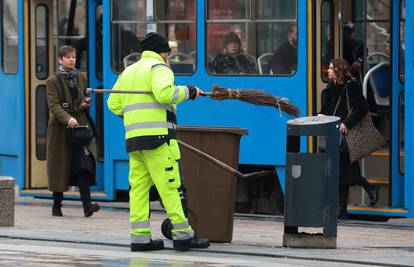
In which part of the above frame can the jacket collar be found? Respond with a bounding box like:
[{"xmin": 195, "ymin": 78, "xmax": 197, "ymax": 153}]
[{"xmin": 141, "ymin": 50, "xmax": 165, "ymax": 63}]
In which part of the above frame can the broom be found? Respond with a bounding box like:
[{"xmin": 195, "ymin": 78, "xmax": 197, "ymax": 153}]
[
  {"xmin": 87, "ymin": 85, "xmax": 300, "ymax": 117},
  {"xmin": 202, "ymin": 85, "xmax": 300, "ymax": 118}
]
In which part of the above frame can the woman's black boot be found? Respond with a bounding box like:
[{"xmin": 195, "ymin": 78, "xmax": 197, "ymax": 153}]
[
  {"xmin": 337, "ymin": 186, "xmax": 349, "ymax": 219},
  {"xmin": 83, "ymin": 202, "xmax": 100, "ymax": 217},
  {"xmin": 79, "ymin": 179, "xmax": 100, "ymax": 217},
  {"xmin": 52, "ymin": 192, "xmax": 63, "ymax": 217}
]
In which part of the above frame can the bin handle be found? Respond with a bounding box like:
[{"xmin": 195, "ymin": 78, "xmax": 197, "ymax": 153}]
[{"xmin": 177, "ymin": 140, "xmax": 274, "ymax": 179}]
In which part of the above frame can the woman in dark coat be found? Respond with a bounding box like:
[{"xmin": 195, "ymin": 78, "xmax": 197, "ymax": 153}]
[
  {"xmin": 319, "ymin": 58, "xmax": 379, "ymax": 218},
  {"xmin": 212, "ymin": 32, "xmax": 257, "ymax": 74},
  {"xmin": 46, "ymin": 45, "xmax": 99, "ymax": 217}
]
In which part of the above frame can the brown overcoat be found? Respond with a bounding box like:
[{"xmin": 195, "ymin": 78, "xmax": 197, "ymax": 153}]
[{"xmin": 46, "ymin": 73, "xmax": 97, "ymax": 192}]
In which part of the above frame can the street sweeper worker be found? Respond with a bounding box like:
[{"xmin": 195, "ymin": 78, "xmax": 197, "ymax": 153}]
[{"xmin": 107, "ymin": 32, "xmax": 209, "ymax": 252}]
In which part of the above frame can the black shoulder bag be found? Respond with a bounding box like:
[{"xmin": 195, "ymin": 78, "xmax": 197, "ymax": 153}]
[{"xmin": 56, "ymin": 73, "xmax": 94, "ymax": 146}]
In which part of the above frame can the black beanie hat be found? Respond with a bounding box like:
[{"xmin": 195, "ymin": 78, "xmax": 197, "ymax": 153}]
[
  {"xmin": 224, "ymin": 32, "xmax": 241, "ymax": 47},
  {"xmin": 141, "ymin": 32, "xmax": 171, "ymax": 54}
]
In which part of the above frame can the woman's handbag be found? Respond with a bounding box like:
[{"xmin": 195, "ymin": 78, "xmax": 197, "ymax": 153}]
[
  {"xmin": 67, "ymin": 125, "xmax": 94, "ymax": 145},
  {"xmin": 56, "ymin": 73, "xmax": 94, "ymax": 145},
  {"xmin": 344, "ymin": 89, "xmax": 386, "ymax": 163}
]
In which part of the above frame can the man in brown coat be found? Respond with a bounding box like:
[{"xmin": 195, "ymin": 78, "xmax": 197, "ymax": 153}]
[{"xmin": 46, "ymin": 45, "xmax": 99, "ymax": 217}]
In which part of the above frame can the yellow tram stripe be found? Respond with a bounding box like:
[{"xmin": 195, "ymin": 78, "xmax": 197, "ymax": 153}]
[
  {"xmin": 24, "ymin": 0, "xmax": 30, "ymax": 188},
  {"xmin": 21, "ymin": 189, "xmax": 107, "ymax": 197},
  {"xmin": 307, "ymin": 0, "xmax": 313, "ymax": 151},
  {"xmin": 348, "ymin": 207, "xmax": 408, "ymax": 213},
  {"xmin": 367, "ymin": 179, "xmax": 389, "ymax": 185}
]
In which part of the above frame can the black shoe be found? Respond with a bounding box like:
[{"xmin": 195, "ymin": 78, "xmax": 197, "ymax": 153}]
[
  {"xmin": 368, "ymin": 185, "xmax": 380, "ymax": 207},
  {"xmin": 131, "ymin": 239, "xmax": 164, "ymax": 251},
  {"xmin": 84, "ymin": 203, "xmax": 100, "ymax": 217},
  {"xmin": 52, "ymin": 205, "xmax": 62, "ymax": 217},
  {"xmin": 173, "ymin": 236, "xmax": 210, "ymax": 251}
]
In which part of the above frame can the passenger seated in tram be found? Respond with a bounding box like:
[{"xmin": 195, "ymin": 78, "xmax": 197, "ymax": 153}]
[
  {"xmin": 342, "ymin": 21, "xmax": 364, "ymax": 78},
  {"xmin": 270, "ymin": 23, "xmax": 297, "ymax": 75},
  {"xmin": 212, "ymin": 32, "xmax": 257, "ymax": 74}
]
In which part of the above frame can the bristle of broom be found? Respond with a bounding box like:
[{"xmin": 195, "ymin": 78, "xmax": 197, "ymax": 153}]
[{"xmin": 211, "ymin": 85, "xmax": 300, "ymax": 117}]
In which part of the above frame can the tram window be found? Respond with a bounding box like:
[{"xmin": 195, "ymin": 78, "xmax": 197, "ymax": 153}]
[
  {"xmin": 1, "ymin": 0, "xmax": 19, "ymax": 73},
  {"xmin": 399, "ymin": 0, "xmax": 405, "ymax": 82},
  {"xmin": 399, "ymin": 92, "xmax": 404, "ymax": 174},
  {"xmin": 206, "ymin": 0, "xmax": 297, "ymax": 76},
  {"xmin": 35, "ymin": 85, "xmax": 48, "ymax": 161},
  {"xmin": 56, "ymin": 0, "xmax": 87, "ymax": 72},
  {"xmin": 95, "ymin": 5, "xmax": 103, "ymax": 80},
  {"xmin": 320, "ymin": 1, "xmax": 333, "ymax": 82},
  {"xmin": 111, "ymin": 0, "xmax": 197, "ymax": 75},
  {"xmin": 35, "ymin": 5, "xmax": 49, "ymax": 80},
  {"xmin": 354, "ymin": 1, "xmax": 391, "ymax": 61}
]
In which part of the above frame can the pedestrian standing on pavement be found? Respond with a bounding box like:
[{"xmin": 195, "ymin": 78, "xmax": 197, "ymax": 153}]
[
  {"xmin": 319, "ymin": 58, "xmax": 379, "ymax": 219},
  {"xmin": 46, "ymin": 45, "xmax": 100, "ymax": 218},
  {"xmin": 107, "ymin": 32, "xmax": 210, "ymax": 252}
]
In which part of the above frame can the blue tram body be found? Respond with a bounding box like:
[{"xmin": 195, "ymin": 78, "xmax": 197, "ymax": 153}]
[{"xmin": 0, "ymin": 0, "xmax": 413, "ymax": 218}]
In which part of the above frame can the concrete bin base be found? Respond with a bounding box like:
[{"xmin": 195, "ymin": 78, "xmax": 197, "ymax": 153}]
[
  {"xmin": 0, "ymin": 176, "xmax": 15, "ymax": 227},
  {"xmin": 283, "ymin": 233, "xmax": 337, "ymax": 249}
]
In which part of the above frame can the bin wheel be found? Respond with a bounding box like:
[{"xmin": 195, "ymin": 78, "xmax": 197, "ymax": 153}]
[{"xmin": 161, "ymin": 218, "xmax": 173, "ymax": 240}]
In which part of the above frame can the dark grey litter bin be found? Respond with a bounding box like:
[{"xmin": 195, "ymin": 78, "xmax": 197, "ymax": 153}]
[{"xmin": 283, "ymin": 116, "xmax": 340, "ymax": 248}]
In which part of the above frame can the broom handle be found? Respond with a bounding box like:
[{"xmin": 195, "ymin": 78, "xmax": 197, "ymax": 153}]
[
  {"xmin": 87, "ymin": 88, "xmax": 152, "ymax": 94},
  {"xmin": 176, "ymin": 139, "xmax": 243, "ymax": 177},
  {"xmin": 87, "ymin": 88, "xmax": 213, "ymax": 97}
]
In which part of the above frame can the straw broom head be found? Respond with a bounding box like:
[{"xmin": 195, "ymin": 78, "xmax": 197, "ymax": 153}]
[{"xmin": 210, "ymin": 85, "xmax": 300, "ymax": 117}]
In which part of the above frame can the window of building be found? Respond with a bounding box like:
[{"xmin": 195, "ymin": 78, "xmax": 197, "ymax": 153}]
[
  {"xmin": 206, "ymin": 0, "xmax": 297, "ymax": 76},
  {"xmin": 111, "ymin": 0, "xmax": 196, "ymax": 75},
  {"xmin": 1, "ymin": 0, "xmax": 19, "ymax": 73}
]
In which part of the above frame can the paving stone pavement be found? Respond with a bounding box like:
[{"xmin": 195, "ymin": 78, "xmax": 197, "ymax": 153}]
[{"xmin": 0, "ymin": 195, "xmax": 414, "ymax": 266}]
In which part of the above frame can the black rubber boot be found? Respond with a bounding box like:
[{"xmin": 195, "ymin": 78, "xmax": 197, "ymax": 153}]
[
  {"xmin": 173, "ymin": 236, "xmax": 210, "ymax": 251},
  {"xmin": 131, "ymin": 239, "xmax": 164, "ymax": 251}
]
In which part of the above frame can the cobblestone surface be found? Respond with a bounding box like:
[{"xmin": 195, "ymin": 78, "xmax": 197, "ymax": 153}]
[{"xmin": 1, "ymin": 195, "xmax": 413, "ymax": 266}]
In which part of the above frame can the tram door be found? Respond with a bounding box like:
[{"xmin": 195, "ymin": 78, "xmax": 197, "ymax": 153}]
[
  {"xmin": 314, "ymin": 0, "xmax": 406, "ymax": 213},
  {"xmin": 28, "ymin": 0, "xmax": 54, "ymax": 188},
  {"xmin": 28, "ymin": 0, "xmax": 88, "ymax": 189}
]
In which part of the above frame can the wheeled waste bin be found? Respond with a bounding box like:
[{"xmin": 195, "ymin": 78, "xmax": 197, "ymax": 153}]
[
  {"xmin": 283, "ymin": 116, "xmax": 340, "ymax": 248},
  {"xmin": 176, "ymin": 126, "xmax": 247, "ymax": 242}
]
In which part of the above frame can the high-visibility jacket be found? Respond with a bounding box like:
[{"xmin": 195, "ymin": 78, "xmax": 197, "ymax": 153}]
[{"xmin": 107, "ymin": 51, "xmax": 191, "ymax": 152}]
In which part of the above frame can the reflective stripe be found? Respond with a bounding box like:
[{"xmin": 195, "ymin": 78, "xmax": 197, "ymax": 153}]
[
  {"xmin": 172, "ymin": 86, "xmax": 180, "ymax": 103},
  {"xmin": 131, "ymin": 221, "xmax": 150, "ymax": 230},
  {"xmin": 152, "ymin": 63, "xmax": 169, "ymax": 69},
  {"xmin": 184, "ymin": 87, "xmax": 189, "ymax": 101},
  {"xmin": 131, "ymin": 234, "xmax": 151, "ymax": 244},
  {"xmin": 123, "ymin": 103, "xmax": 176, "ymax": 114},
  {"xmin": 126, "ymin": 122, "xmax": 176, "ymax": 132},
  {"xmin": 173, "ymin": 221, "xmax": 190, "ymax": 230},
  {"xmin": 173, "ymin": 229, "xmax": 194, "ymax": 240}
]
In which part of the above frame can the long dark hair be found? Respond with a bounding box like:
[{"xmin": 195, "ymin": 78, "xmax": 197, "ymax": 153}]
[{"xmin": 330, "ymin": 58, "xmax": 354, "ymax": 84}]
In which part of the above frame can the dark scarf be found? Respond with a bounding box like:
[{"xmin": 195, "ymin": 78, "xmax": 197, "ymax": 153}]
[{"xmin": 58, "ymin": 65, "xmax": 79, "ymax": 99}]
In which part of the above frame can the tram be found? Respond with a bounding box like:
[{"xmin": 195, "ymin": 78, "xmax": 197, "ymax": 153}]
[{"xmin": 0, "ymin": 0, "xmax": 412, "ymax": 218}]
